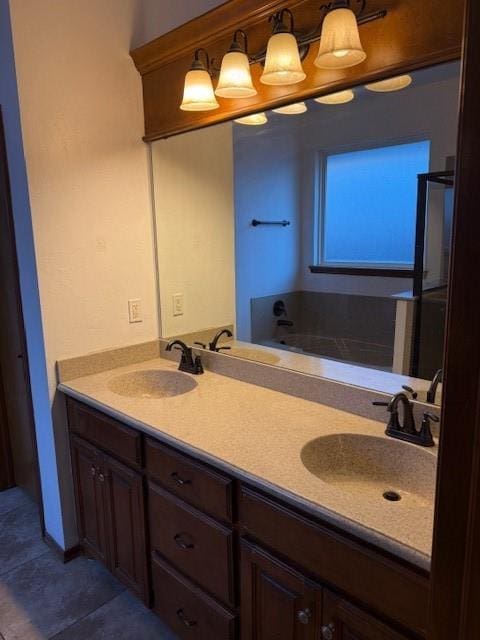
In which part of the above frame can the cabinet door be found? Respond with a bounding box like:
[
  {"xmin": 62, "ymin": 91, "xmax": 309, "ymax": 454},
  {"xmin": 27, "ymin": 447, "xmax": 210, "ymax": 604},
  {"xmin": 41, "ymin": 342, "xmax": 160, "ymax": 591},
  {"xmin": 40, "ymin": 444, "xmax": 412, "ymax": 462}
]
[
  {"xmin": 241, "ymin": 541, "xmax": 320, "ymax": 640},
  {"xmin": 104, "ymin": 454, "xmax": 149, "ymax": 603},
  {"xmin": 321, "ymin": 590, "xmax": 409, "ymax": 640},
  {"xmin": 70, "ymin": 435, "xmax": 109, "ymax": 564}
]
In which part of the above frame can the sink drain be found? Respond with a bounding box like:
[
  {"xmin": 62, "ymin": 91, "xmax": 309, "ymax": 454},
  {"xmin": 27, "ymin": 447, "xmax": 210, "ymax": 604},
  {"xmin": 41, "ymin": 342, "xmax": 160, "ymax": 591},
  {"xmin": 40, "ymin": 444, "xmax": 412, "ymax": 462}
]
[{"xmin": 383, "ymin": 490, "xmax": 401, "ymax": 502}]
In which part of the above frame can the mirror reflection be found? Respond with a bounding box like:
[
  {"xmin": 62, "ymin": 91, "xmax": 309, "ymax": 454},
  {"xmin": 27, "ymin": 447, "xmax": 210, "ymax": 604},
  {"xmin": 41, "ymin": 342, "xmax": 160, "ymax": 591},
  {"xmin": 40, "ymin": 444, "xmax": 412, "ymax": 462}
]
[{"xmin": 151, "ymin": 62, "xmax": 460, "ymax": 406}]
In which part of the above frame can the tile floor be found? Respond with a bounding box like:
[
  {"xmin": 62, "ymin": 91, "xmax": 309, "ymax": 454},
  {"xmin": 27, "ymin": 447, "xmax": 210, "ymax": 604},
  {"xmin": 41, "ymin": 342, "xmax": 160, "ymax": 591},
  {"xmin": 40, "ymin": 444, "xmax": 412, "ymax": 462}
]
[{"xmin": 0, "ymin": 487, "xmax": 177, "ymax": 639}]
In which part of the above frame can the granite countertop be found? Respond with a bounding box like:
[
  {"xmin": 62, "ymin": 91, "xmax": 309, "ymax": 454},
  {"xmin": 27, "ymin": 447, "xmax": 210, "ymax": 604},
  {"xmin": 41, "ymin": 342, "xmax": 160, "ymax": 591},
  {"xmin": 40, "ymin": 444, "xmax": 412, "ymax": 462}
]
[{"xmin": 58, "ymin": 357, "xmax": 436, "ymax": 571}]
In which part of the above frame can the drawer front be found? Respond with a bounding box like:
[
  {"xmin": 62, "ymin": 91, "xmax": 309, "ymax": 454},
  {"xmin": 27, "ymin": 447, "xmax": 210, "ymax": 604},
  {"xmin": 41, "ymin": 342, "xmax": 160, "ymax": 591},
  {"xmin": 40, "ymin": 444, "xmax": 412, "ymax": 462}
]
[
  {"xmin": 145, "ymin": 438, "xmax": 233, "ymax": 523},
  {"xmin": 152, "ymin": 555, "xmax": 236, "ymax": 640},
  {"xmin": 67, "ymin": 398, "xmax": 142, "ymax": 468},
  {"xmin": 239, "ymin": 486, "xmax": 429, "ymax": 637},
  {"xmin": 149, "ymin": 482, "xmax": 235, "ymax": 606}
]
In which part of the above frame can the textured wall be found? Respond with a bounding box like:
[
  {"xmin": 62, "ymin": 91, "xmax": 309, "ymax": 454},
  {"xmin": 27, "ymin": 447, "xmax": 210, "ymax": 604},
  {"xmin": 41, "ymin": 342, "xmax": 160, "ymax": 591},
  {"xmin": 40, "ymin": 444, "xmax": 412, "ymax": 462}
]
[
  {"xmin": 7, "ymin": 0, "xmax": 224, "ymax": 548},
  {"xmin": 152, "ymin": 124, "xmax": 235, "ymax": 338}
]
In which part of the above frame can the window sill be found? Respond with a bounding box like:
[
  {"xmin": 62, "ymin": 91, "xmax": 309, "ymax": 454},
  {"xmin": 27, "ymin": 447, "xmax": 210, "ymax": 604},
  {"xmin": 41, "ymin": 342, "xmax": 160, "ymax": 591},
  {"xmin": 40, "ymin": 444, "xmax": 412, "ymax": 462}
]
[{"xmin": 309, "ymin": 265, "xmax": 415, "ymax": 278}]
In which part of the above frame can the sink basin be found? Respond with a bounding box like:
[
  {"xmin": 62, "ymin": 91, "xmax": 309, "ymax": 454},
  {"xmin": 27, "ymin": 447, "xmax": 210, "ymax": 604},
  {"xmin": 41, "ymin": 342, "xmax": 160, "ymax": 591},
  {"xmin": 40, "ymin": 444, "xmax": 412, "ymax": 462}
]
[
  {"xmin": 108, "ymin": 369, "xmax": 197, "ymax": 399},
  {"xmin": 301, "ymin": 433, "xmax": 436, "ymax": 506},
  {"xmin": 228, "ymin": 346, "xmax": 280, "ymax": 365}
]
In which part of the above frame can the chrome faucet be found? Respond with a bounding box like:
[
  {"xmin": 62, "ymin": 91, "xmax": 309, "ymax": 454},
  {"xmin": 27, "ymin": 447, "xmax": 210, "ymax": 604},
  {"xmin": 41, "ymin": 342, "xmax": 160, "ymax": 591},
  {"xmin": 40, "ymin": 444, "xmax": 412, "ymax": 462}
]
[
  {"xmin": 373, "ymin": 392, "xmax": 437, "ymax": 447},
  {"xmin": 208, "ymin": 329, "xmax": 233, "ymax": 352},
  {"xmin": 166, "ymin": 340, "xmax": 204, "ymax": 375},
  {"xmin": 427, "ymin": 368, "xmax": 443, "ymax": 404}
]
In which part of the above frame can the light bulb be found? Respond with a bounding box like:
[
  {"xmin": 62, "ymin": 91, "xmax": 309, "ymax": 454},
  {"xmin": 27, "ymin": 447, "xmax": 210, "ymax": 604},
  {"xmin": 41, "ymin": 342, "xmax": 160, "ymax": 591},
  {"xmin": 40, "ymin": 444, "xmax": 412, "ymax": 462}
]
[
  {"xmin": 273, "ymin": 102, "xmax": 308, "ymax": 115},
  {"xmin": 315, "ymin": 89, "xmax": 355, "ymax": 105},
  {"xmin": 234, "ymin": 112, "xmax": 268, "ymax": 126},
  {"xmin": 261, "ymin": 32, "xmax": 306, "ymax": 86},
  {"xmin": 314, "ymin": 8, "xmax": 366, "ymax": 70},
  {"xmin": 365, "ymin": 75, "xmax": 413, "ymax": 93}
]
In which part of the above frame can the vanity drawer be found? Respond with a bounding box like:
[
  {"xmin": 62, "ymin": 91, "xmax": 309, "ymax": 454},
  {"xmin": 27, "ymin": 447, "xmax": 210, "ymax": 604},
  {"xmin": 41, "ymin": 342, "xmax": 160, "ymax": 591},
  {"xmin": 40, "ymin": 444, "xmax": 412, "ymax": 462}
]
[
  {"xmin": 145, "ymin": 437, "xmax": 233, "ymax": 523},
  {"xmin": 67, "ymin": 398, "xmax": 142, "ymax": 468},
  {"xmin": 239, "ymin": 486, "xmax": 429, "ymax": 637},
  {"xmin": 149, "ymin": 482, "xmax": 235, "ymax": 606},
  {"xmin": 152, "ymin": 555, "xmax": 236, "ymax": 640}
]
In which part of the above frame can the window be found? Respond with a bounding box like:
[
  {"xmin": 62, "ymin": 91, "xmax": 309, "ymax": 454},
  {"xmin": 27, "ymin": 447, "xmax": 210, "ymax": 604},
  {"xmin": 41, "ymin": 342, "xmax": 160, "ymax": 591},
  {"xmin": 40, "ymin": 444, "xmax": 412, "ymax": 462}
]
[{"xmin": 319, "ymin": 140, "xmax": 431, "ymax": 269}]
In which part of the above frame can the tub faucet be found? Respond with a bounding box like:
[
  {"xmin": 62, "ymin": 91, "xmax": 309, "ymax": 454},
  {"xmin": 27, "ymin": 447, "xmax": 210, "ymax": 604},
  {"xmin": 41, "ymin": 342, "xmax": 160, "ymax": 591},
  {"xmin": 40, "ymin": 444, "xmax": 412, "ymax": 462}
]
[
  {"xmin": 427, "ymin": 368, "xmax": 443, "ymax": 404},
  {"xmin": 373, "ymin": 392, "xmax": 437, "ymax": 447},
  {"xmin": 209, "ymin": 329, "xmax": 233, "ymax": 352},
  {"xmin": 166, "ymin": 340, "xmax": 204, "ymax": 375}
]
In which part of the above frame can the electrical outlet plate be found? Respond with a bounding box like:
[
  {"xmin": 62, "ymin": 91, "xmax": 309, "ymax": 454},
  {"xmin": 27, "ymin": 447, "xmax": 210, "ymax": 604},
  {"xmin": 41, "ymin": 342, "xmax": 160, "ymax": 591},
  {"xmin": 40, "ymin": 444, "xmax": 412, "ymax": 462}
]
[
  {"xmin": 128, "ymin": 299, "xmax": 143, "ymax": 323},
  {"xmin": 173, "ymin": 293, "xmax": 184, "ymax": 317}
]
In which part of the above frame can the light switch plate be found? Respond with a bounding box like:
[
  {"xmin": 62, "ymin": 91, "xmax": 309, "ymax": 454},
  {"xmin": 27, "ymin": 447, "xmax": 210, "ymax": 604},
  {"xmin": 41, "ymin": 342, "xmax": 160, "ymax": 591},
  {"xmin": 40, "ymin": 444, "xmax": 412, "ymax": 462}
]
[
  {"xmin": 128, "ymin": 299, "xmax": 143, "ymax": 323},
  {"xmin": 173, "ymin": 293, "xmax": 184, "ymax": 316}
]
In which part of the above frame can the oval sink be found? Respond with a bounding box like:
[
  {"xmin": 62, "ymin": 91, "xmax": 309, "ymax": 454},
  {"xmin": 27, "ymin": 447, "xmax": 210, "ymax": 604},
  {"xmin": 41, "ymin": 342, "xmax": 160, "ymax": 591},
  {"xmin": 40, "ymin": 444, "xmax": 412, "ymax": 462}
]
[
  {"xmin": 228, "ymin": 347, "xmax": 280, "ymax": 365},
  {"xmin": 301, "ymin": 433, "xmax": 436, "ymax": 506},
  {"xmin": 108, "ymin": 369, "xmax": 197, "ymax": 399}
]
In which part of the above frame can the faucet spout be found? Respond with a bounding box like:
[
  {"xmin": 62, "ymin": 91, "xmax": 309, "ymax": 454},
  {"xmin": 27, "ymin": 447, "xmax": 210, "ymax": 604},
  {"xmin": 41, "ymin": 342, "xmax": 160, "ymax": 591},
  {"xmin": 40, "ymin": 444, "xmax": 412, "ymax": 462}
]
[
  {"xmin": 166, "ymin": 340, "xmax": 204, "ymax": 375},
  {"xmin": 209, "ymin": 329, "xmax": 233, "ymax": 352},
  {"xmin": 427, "ymin": 368, "xmax": 443, "ymax": 404}
]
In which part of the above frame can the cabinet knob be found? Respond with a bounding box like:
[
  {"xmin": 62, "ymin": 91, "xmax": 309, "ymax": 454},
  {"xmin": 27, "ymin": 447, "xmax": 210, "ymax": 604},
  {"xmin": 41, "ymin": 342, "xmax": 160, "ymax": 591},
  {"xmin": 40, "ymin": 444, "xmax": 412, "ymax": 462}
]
[
  {"xmin": 176, "ymin": 608, "xmax": 197, "ymax": 627},
  {"xmin": 171, "ymin": 472, "xmax": 191, "ymax": 486},
  {"xmin": 90, "ymin": 466, "xmax": 96, "ymax": 477},
  {"xmin": 174, "ymin": 533, "xmax": 194, "ymax": 550},
  {"xmin": 98, "ymin": 472, "xmax": 105, "ymax": 483},
  {"xmin": 321, "ymin": 623, "xmax": 335, "ymax": 640},
  {"xmin": 297, "ymin": 608, "xmax": 312, "ymax": 625}
]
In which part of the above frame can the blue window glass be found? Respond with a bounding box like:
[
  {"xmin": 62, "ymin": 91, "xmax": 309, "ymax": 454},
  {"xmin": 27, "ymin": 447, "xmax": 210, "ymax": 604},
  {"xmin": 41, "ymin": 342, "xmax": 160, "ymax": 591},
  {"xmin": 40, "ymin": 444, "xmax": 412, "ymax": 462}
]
[{"xmin": 322, "ymin": 140, "xmax": 431, "ymax": 265}]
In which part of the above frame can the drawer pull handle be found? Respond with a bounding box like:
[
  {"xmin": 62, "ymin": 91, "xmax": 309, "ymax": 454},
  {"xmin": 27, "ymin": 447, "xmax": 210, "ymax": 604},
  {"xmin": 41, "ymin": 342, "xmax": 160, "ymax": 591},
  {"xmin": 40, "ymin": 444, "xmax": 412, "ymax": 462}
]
[
  {"xmin": 177, "ymin": 608, "xmax": 197, "ymax": 627},
  {"xmin": 297, "ymin": 608, "xmax": 312, "ymax": 625},
  {"xmin": 321, "ymin": 623, "xmax": 335, "ymax": 640},
  {"xmin": 90, "ymin": 466, "xmax": 96, "ymax": 477},
  {"xmin": 171, "ymin": 472, "xmax": 191, "ymax": 486},
  {"xmin": 174, "ymin": 533, "xmax": 194, "ymax": 550},
  {"xmin": 98, "ymin": 473, "xmax": 105, "ymax": 483}
]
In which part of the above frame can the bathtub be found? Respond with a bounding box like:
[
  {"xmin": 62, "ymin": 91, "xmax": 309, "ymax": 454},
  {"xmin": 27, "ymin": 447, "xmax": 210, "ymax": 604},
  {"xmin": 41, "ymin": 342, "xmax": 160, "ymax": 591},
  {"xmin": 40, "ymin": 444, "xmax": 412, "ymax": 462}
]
[{"xmin": 262, "ymin": 333, "xmax": 393, "ymax": 370}]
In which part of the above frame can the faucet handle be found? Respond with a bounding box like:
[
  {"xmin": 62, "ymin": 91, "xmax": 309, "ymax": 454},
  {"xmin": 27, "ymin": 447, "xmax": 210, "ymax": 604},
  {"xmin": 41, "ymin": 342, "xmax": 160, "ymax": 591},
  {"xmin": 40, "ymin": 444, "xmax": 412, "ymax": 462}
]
[
  {"xmin": 402, "ymin": 385, "xmax": 418, "ymax": 400},
  {"xmin": 372, "ymin": 401, "xmax": 389, "ymax": 407},
  {"xmin": 193, "ymin": 342, "xmax": 207, "ymax": 349},
  {"xmin": 419, "ymin": 412, "xmax": 438, "ymax": 447}
]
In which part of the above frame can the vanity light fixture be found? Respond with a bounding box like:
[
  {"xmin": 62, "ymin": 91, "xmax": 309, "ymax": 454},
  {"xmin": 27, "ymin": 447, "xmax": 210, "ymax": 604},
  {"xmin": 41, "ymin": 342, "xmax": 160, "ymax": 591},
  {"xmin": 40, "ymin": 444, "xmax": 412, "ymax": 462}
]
[
  {"xmin": 365, "ymin": 74, "xmax": 413, "ymax": 92},
  {"xmin": 216, "ymin": 30, "xmax": 257, "ymax": 98},
  {"xmin": 314, "ymin": 0, "xmax": 367, "ymax": 69},
  {"xmin": 273, "ymin": 101, "xmax": 308, "ymax": 115},
  {"xmin": 315, "ymin": 89, "xmax": 355, "ymax": 104},
  {"xmin": 234, "ymin": 112, "xmax": 268, "ymax": 125},
  {"xmin": 260, "ymin": 10, "xmax": 306, "ymax": 86},
  {"xmin": 180, "ymin": 48, "xmax": 219, "ymax": 111}
]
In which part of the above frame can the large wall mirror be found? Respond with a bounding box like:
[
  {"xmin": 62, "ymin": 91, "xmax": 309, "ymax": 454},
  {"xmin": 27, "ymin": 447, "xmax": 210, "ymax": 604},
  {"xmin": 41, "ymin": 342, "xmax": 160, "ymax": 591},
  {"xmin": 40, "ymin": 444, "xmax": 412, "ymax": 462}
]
[{"xmin": 151, "ymin": 61, "xmax": 460, "ymax": 406}]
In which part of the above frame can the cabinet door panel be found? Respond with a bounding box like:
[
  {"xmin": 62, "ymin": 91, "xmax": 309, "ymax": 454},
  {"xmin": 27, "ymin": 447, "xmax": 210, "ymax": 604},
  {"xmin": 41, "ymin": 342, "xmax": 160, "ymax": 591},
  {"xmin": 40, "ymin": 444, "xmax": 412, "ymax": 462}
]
[
  {"xmin": 241, "ymin": 541, "xmax": 320, "ymax": 640},
  {"xmin": 322, "ymin": 590, "xmax": 409, "ymax": 640},
  {"xmin": 104, "ymin": 454, "xmax": 148, "ymax": 603},
  {"xmin": 70, "ymin": 436, "xmax": 108, "ymax": 564}
]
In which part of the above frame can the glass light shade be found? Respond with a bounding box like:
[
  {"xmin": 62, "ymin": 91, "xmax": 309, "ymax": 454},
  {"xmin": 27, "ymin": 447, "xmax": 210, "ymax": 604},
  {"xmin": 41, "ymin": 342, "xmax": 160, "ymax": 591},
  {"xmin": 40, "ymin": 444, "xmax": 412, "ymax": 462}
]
[
  {"xmin": 365, "ymin": 75, "xmax": 413, "ymax": 93},
  {"xmin": 215, "ymin": 51, "xmax": 257, "ymax": 98},
  {"xmin": 180, "ymin": 69, "xmax": 219, "ymax": 111},
  {"xmin": 314, "ymin": 8, "xmax": 366, "ymax": 69},
  {"xmin": 234, "ymin": 112, "xmax": 268, "ymax": 126},
  {"xmin": 260, "ymin": 32, "xmax": 306, "ymax": 86},
  {"xmin": 315, "ymin": 89, "xmax": 355, "ymax": 105},
  {"xmin": 273, "ymin": 102, "xmax": 307, "ymax": 115}
]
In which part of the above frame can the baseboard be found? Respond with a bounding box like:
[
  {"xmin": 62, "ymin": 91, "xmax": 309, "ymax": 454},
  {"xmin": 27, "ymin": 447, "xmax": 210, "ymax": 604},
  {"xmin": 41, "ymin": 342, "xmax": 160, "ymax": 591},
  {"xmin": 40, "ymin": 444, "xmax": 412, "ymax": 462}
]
[{"xmin": 43, "ymin": 533, "xmax": 82, "ymax": 563}]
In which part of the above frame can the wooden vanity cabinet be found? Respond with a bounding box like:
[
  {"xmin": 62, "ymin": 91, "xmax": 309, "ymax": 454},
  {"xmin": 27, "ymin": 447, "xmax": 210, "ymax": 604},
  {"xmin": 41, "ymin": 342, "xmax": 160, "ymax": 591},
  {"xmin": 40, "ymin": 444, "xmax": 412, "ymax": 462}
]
[
  {"xmin": 66, "ymin": 398, "xmax": 427, "ymax": 639},
  {"xmin": 68, "ymin": 406, "xmax": 149, "ymax": 604},
  {"xmin": 240, "ymin": 541, "xmax": 321, "ymax": 640}
]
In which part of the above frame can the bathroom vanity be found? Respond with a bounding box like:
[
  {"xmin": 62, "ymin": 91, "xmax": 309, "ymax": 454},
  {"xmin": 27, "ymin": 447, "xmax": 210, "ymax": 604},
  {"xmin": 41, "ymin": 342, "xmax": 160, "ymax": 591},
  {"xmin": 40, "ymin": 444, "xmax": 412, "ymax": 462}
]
[{"xmin": 60, "ymin": 357, "xmax": 434, "ymax": 640}]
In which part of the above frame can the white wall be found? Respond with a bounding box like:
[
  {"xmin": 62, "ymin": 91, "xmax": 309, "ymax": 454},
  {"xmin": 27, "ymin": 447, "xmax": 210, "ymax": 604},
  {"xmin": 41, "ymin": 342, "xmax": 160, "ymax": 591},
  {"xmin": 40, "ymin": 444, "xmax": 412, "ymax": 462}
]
[
  {"xmin": 0, "ymin": 0, "xmax": 64, "ymax": 546},
  {"xmin": 234, "ymin": 124, "xmax": 302, "ymax": 340},
  {"xmin": 152, "ymin": 124, "xmax": 235, "ymax": 337}
]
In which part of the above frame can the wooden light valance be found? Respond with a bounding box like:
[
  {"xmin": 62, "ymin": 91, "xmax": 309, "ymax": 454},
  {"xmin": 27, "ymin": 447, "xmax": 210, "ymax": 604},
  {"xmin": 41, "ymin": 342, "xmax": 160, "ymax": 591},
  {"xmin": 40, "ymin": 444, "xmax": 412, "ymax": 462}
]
[{"xmin": 130, "ymin": 0, "xmax": 464, "ymax": 141}]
